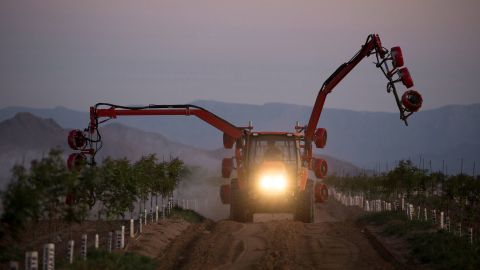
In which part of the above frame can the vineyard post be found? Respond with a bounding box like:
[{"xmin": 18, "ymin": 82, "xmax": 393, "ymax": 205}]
[
  {"xmin": 81, "ymin": 234, "xmax": 87, "ymax": 261},
  {"xmin": 440, "ymin": 212, "xmax": 444, "ymax": 229},
  {"xmin": 121, "ymin": 225, "xmax": 125, "ymax": 248},
  {"xmin": 424, "ymin": 208, "xmax": 428, "ymax": 221},
  {"xmin": 139, "ymin": 217, "xmax": 143, "ymax": 234},
  {"xmin": 144, "ymin": 209, "xmax": 147, "ymax": 225},
  {"xmin": 108, "ymin": 232, "xmax": 113, "ymax": 252},
  {"xmin": 155, "ymin": 205, "xmax": 159, "ymax": 223},
  {"xmin": 25, "ymin": 251, "xmax": 38, "ymax": 270},
  {"xmin": 42, "ymin": 243, "xmax": 54, "ymax": 270},
  {"xmin": 95, "ymin": 234, "xmax": 99, "ymax": 249},
  {"xmin": 67, "ymin": 240, "xmax": 74, "ymax": 264},
  {"xmin": 417, "ymin": 206, "xmax": 420, "ymax": 220},
  {"xmin": 115, "ymin": 230, "xmax": 122, "ymax": 249},
  {"xmin": 130, "ymin": 219, "xmax": 135, "ymax": 238}
]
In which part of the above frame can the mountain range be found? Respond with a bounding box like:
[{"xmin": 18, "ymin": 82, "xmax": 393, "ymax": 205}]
[{"xmin": 1, "ymin": 100, "xmax": 479, "ymax": 176}]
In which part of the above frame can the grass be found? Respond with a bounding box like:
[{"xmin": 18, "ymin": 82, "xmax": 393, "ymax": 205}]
[
  {"xmin": 59, "ymin": 249, "xmax": 158, "ymax": 270},
  {"xmin": 169, "ymin": 206, "xmax": 205, "ymax": 223},
  {"xmin": 360, "ymin": 211, "xmax": 480, "ymax": 270}
]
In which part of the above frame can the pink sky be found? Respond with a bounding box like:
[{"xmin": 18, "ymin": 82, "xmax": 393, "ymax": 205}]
[{"xmin": 1, "ymin": 0, "xmax": 479, "ymax": 112}]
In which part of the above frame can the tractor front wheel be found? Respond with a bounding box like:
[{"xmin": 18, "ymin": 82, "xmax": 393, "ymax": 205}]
[
  {"xmin": 230, "ymin": 178, "xmax": 251, "ymax": 222},
  {"xmin": 295, "ymin": 179, "xmax": 315, "ymax": 223}
]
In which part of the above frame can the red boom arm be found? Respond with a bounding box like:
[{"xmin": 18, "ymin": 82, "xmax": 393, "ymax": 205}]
[
  {"xmin": 92, "ymin": 104, "xmax": 242, "ymax": 139},
  {"xmin": 68, "ymin": 34, "xmax": 421, "ymax": 170},
  {"xmin": 305, "ymin": 34, "xmax": 384, "ymax": 141},
  {"xmin": 301, "ymin": 34, "xmax": 422, "ymax": 169}
]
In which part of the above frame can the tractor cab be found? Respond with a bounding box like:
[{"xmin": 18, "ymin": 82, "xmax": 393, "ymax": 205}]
[
  {"xmin": 243, "ymin": 133, "xmax": 302, "ymax": 197},
  {"xmin": 245, "ymin": 133, "xmax": 300, "ymax": 169}
]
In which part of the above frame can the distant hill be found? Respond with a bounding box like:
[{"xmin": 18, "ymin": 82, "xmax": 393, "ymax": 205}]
[
  {"xmin": 1, "ymin": 101, "xmax": 479, "ymax": 174},
  {"xmin": 0, "ymin": 113, "xmax": 359, "ymax": 188},
  {"xmin": 0, "ymin": 113, "xmax": 217, "ymax": 188}
]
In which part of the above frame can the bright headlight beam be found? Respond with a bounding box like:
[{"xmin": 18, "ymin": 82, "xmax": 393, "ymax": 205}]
[{"xmin": 259, "ymin": 173, "xmax": 287, "ymax": 192}]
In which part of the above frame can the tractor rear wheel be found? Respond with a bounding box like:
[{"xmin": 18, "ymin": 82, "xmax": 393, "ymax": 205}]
[
  {"xmin": 230, "ymin": 179, "xmax": 251, "ymax": 222},
  {"xmin": 295, "ymin": 179, "xmax": 315, "ymax": 223}
]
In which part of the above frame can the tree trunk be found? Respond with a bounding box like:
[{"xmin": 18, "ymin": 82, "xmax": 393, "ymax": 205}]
[
  {"xmin": 138, "ymin": 200, "xmax": 141, "ymax": 218},
  {"xmin": 150, "ymin": 193, "xmax": 153, "ymax": 209}
]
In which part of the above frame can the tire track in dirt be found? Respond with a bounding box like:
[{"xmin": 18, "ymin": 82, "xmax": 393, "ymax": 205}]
[
  {"xmin": 130, "ymin": 202, "xmax": 395, "ymax": 269},
  {"xmin": 159, "ymin": 202, "xmax": 394, "ymax": 270}
]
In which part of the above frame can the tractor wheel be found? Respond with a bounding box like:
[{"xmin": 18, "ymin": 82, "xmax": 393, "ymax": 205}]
[
  {"xmin": 230, "ymin": 179, "xmax": 251, "ymax": 222},
  {"xmin": 295, "ymin": 179, "xmax": 315, "ymax": 223}
]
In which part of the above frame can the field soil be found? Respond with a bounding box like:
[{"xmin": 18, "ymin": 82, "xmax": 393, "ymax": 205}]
[{"xmin": 130, "ymin": 201, "xmax": 397, "ymax": 270}]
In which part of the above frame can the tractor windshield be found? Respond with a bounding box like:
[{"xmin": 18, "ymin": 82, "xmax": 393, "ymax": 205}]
[{"xmin": 247, "ymin": 135, "xmax": 299, "ymax": 168}]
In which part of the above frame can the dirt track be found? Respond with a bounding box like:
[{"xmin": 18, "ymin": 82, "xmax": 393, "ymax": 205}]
[{"xmin": 135, "ymin": 202, "xmax": 395, "ymax": 270}]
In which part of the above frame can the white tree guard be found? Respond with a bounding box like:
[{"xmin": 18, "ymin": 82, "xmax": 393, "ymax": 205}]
[
  {"xmin": 130, "ymin": 219, "xmax": 135, "ymax": 238},
  {"xmin": 67, "ymin": 240, "xmax": 74, "ymax": 264},
  {"xmin": 25, "ymin": 251, "xmax": 38, "ymax": 270},
  {"xmin": 42, "ymin": 243, "xmax": 55, "ymax": 270},
  {"xmin": 95, "ymin": 234, "xmax": 99, "ymax": 249},
  {"xmin": 108, "ymin": 232, "xmax": 113, "ymax": 252},
  {"xmin": 440, "ymin": 212, "xmax": 444, "ymax": 229},
  {"xmin": 81, "ymin": 234, "xmax": 87, "ymax": 261}
]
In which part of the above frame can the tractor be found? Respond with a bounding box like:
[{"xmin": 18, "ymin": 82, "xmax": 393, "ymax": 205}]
[{"xmin": 67, "ymin": 34, "xmax": 422, "ymax": 222}]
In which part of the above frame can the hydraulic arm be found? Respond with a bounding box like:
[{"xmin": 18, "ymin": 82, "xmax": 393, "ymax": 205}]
[
  {"xmin": 66, "ymin": 34, "xmax": 422, "ymax": 171},
  {"xmin": 298, "ymin": 34, "xmax": 422, "ymax": 173}
]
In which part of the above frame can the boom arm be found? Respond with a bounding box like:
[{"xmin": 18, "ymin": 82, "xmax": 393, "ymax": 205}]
[
  {"xmin": 91, "ymin": 103, "xmax": 242, "ymax": 139},
  {"xmin": 67, "ymin": 34, "xmax": 422, "ymax": 170},
  {"xmin": 66, "ymin": 103, "xmax": 243, "ymax": 166},
  {"xmin": 305, "ymin": 34, "xmax": 422, "ymax": 143}
]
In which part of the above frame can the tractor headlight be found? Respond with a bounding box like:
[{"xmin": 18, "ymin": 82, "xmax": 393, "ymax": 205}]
[{"xmin": 259, "ymin": 173, "xmax": 287, "ymax": 192}]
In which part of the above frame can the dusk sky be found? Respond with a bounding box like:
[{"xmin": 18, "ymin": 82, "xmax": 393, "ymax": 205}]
[{"xmin": 1, "ymin": 0, "xmax": 479, "ymax": 112}]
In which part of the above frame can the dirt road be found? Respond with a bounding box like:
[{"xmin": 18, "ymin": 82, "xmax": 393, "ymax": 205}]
[{"xmin": 143, "ymin": 201, "xmax": 395, "ymax": 270}]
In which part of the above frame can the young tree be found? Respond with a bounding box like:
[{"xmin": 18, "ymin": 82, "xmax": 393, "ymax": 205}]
[
  {"xmin": 29, "ymin": 149, "xmax": 74, "ymax": 240},
  {"xmin": 0, "ymin": 165, "xmax": 41, "ymax": 239},
  {"xmin": 133, "ymin": 155, "xmax": 157, "ymax": 213},
  {"xmin": 98, "ymin": 158, "xmax": 137, "ymax": 220}
]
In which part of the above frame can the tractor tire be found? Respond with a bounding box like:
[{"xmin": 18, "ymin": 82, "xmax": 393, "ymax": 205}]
[
  {"xmin": 230, "ymin": 179, "xmax": 251, "ymax": 222},
  {"xmin": 295, "ymin": 179, "xmax": 315, "ymax": 223}
]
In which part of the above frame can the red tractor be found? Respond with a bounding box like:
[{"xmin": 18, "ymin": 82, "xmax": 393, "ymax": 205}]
[{"xmin": 67, "ymin": 34, "xmax": 422, "ymax": 222}]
